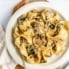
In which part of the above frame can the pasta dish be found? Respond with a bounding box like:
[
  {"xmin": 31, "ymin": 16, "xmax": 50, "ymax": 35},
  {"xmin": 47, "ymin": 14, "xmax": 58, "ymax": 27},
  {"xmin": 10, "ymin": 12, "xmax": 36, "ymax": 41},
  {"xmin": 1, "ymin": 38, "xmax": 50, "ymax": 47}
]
[{"xmin": 12, "ymin": 9, "xmax": 68, "ymax": 64}]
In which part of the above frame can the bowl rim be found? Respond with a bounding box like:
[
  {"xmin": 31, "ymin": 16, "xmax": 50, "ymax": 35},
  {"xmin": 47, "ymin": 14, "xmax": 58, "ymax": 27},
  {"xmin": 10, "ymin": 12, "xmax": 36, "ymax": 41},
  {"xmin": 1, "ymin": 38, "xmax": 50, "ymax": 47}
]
[{"xmin": 6, "ymin": 1, "xmax": 69, "ymax": 69}]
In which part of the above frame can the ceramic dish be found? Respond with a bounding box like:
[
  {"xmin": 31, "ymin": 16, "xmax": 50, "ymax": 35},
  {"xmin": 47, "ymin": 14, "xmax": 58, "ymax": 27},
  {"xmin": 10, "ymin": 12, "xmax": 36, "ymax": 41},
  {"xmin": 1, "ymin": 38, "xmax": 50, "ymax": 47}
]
[{"xmin": 6, "ymin": 1, "xmax": 69, "ymax": 69}]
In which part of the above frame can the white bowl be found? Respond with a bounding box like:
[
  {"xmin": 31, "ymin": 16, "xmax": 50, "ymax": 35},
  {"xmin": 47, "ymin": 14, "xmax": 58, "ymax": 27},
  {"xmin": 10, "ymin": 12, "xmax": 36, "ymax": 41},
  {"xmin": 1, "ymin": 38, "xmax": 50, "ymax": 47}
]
[{"xmin": 6, "ymin": 1, "xmax": 69, "ymax": 69}]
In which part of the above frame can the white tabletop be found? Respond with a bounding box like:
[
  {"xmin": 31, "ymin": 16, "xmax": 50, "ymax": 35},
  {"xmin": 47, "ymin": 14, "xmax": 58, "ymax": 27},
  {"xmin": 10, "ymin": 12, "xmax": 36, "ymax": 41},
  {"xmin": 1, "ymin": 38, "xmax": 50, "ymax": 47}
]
[{"xmin": 0, "ymin": 0, "xmax": 20, "ymax": 29}]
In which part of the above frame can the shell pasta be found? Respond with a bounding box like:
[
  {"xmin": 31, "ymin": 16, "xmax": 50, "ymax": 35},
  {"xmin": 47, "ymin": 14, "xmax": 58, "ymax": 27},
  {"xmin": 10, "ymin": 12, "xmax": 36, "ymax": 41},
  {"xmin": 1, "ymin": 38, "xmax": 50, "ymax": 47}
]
[{"xmin": 12, "ymin": 9, "xmax": 68, "ymax": 64}]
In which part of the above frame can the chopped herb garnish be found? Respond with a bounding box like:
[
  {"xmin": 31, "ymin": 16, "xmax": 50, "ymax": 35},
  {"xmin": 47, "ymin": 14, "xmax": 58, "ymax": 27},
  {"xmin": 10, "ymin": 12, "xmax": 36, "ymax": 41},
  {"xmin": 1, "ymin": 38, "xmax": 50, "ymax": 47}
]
[
  {"xmin": 27, "ymin": 26, "xmax": 30, "ymax": 29},
  {"xmin": 27, "ymin": 45, "xmax": 35, "ymax": 55},
  {"xmin": 30, "ymin": 48, "xmax": 35, "ymax": 54},
  {"xmin": 36, "ymin": 33, "xmax": 43, "ymax": 39},
  {"xmin": 52, "ymin": 26, "xmax": 60, "ymax": 37},
  {"xmin": 20, "ymin": 36, "xmax": 26, "ymax": 43},
  {"xmin": 17, "ymin": 15, "xmax": 26, "ymax": 24},
  {"xmin": 49, "ymin": 24, "xmax": 55, "ymax": 29},
  {"xmin": 28, "ymin": 48, "xmax": 35, "ymax": 55},
  {"xmin": 31, "ymin": 22, "xmax": 36, "ymax": 28},
  {"xmin": 44, "ymin": 43, "xmax": 47, "ymax": 47}
]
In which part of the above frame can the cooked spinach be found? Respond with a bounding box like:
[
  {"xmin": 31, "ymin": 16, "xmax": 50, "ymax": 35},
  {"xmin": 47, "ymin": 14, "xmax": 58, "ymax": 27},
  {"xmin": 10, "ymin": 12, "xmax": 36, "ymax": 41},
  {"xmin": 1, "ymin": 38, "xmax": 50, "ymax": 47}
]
[{"xmin": 27, "ymin": 45, "xmax": 35, "ymax": 55}]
